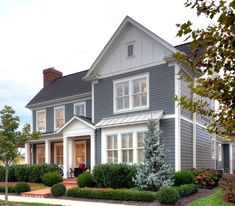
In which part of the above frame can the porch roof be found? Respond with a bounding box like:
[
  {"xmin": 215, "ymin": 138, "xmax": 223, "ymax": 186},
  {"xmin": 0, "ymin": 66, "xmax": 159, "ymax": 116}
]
[{"xmin": 96, "ymin": 110, "xmax": 163, "ymax": 128}]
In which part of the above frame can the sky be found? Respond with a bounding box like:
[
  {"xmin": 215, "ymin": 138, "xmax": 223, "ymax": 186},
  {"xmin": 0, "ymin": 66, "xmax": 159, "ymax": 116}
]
[{"xmin": 0, "ymin": 0, "xmax": 211, "ymax": 130}]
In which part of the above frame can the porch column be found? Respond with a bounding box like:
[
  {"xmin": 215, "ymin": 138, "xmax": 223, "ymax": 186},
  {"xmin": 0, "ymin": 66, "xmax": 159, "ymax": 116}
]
[
  {"xmin": 68, "ymin": 138, "xmax": 73, "ymax": 169},
  {"xmin": 90, "ymin": 132, "xmax": 95, "ymax": 170},
  {"xmin": 45, "ymin": 140, "xmax": 51, "ymax": 164},
  {"xmin": 63, "ymin": 136, "xmax": 68, "ymax": 178},
  {"xmin": 229, "ymin": 144, "xmax": 233, "ymax": 174},
  {"xmin": 24, "ymin": 143, "xmax": 30, "ymax": 164}
]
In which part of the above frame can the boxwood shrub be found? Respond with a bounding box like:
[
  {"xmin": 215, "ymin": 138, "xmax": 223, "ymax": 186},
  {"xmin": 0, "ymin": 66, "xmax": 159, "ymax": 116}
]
[
  {"xmin": 157, "ymin": 187, "xmax": 180, "ymax": 204},
  {"xmin": 77, "ymin": 172, "xmax": 95, "ymax": 188},
  {"xmin": 92, "ymin": 163, "xmax": 137, "ymax": 188},
  {"xmin": 14, "ymin": 182, "xmax": 30, "ymax": 194},
  {"xmin": 175, "ymin": 184, "xmax": 198, "ymax": 198},
  {"xmin": 42, "ymin": 171, "xmax": 62, "ymax": 186},
  {"xmin": 172, "ymin": 170, "xmax": 195, "ymax": 186},
  {"xmin": 67, "ymin": 188, "xmax": 156, "ymax": 201},
  {"xmin": 51, "ymin": 183, "xmax": 66, "ymax": 197},
  {"xmin": 0, "ymin": 186, "xmax": 15, "ymax": 193}
]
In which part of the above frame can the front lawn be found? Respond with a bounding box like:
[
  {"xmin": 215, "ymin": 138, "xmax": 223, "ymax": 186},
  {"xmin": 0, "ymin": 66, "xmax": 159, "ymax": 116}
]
[
  {"xmin": 0, "ymin": 201, "xmax": 61, "ymax": 206},
  {"xmin": 187, "ymin": 187, "xmax": 233, "ymax": 206}
]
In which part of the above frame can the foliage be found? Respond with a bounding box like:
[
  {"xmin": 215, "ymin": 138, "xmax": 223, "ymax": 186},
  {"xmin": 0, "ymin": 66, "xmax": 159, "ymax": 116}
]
[
  {"xmin": 42, "ymin": 171, "xmax": 62, "ymax": 187},
  {"xmin": 51, "ymin": 183, "xmax": 66, "ymax": 197},
  {"xmin": 0, "ymin": 164, "xmax": 60, "ymax": 183},
  {"xmin": 188, "ymin": 187, "xmax": 231, "ymax": 206},
  {"xmin": 93, "ymin": 163, "xmax": 137, "ymax": 189},
  {"xmin": 157, "ymin": 187, "xmax": 180, "ymax": 205},
  {"xmin": 0, "ymin": 105, "xmax": 39, "ymax": 202},
  {"xmin": 67, "ymin": 187, "xmax": 157, "ymax": 201},
  {"xmin": 77, "ymin": 172, "xmax": 95, "ymax": 188},
  {"xmin": 220, "ymin": 174, "xmax": 235, "ymax": 203},
  {"xmin": 192, "ymin": 168, "xmax": 222, "ymax": 189},
  {"xmin": 175, "ymin": 0, "xmax": 235, "ymax": 138},
  {"xmin": 14, "ymin": 182, "xmax": 30, "ymax": 194},
  {"xmin": 173, "ymin": 170, "xmax": 195, "ymax": 186},
  {"xmin": 175, "ymin": 184, "xmax": 198, "ymax": 198},
  {"xmin": 0, "ymin": 186, "xmax": 15, "ymax": 193},
  {"xmin": 134, "ymin": 120, "xmax": 173, "ymax": 191}
]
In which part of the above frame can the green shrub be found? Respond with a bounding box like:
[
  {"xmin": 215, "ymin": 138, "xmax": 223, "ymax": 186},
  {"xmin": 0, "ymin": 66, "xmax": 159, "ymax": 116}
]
[
  {"xmin": 93, "ymin": 163, "xmax": 137, "ymax": 188},
  {"xmin": 192, "ymin": 168, "xmax": 222, "ymax": 189},
  {"xmin": 51, "ymin": 183, "xmax": 66, "ymax": 197},
  {"xmin": 157, "ymin": 187, "xmax": 180, "ymax": 205},
  {"xmin": 173, "ymin": 170, "xmax": 195, "ymax": 186},
  {"xmin": 0, "ymin": 186, "xmax": 15, "ymax": 193},
  {"xmin": 0, "ymin": 166, "xmax": 5, "ymax": 181},
  {"xmin": 14, "ymin": 182, "xmax": 30, "ymax": 194},
  {"xmin": 175, "ymin": 184, "xmax": 198, "ymax": 198},
  {"xmin": 42, "ymin": 171, "xmax": 62, "ymax": 186},
  {"xmin": 220, "ymin": 174, "xmax": 235, "ymax": 203},
  {"xmin": 77, "ymin": 172, "xmax": 95, "ymax": 188},
  {"xmin": 67, "ymin": 188, "xmax": 156, "ymax": 201}
]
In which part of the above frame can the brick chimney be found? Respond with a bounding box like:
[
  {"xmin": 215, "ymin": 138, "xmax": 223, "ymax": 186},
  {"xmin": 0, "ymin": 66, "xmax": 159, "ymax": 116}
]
[{"xmin": 43, "ymin": 67, "xmax": 63, "ymax": 87}]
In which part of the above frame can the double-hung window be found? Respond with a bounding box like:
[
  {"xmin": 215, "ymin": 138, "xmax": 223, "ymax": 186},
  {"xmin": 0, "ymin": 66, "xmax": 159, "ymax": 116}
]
[
  {"xmin": 121, "ymin": 133, "xmax": 133, "ymax": 163},
  {"xmin": 36, "ymin": 110, "xmax": 46, "ymax": 132},
  {"xmin": 137, "ymin": 132, "xmax": 146, "ymax": 162},
  {"xmin": 114, "ymin": 74, "xmax": 149, "ymax": 113},
  {"xmin": 107, "ymin": 134, "xmax": 118, "ymax": 163},
  {"xmin": 74, "ymin": 102, "xmax": 86, "ymax": 116},
  {"xmin": 54, "ymin": 106, "xmax": 65, "ymax": 130}
]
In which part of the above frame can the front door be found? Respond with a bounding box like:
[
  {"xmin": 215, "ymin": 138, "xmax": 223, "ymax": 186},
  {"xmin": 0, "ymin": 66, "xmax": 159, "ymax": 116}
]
[{"xmin": 74, "ymin": 141, "xmax": 86, "ymax": 166}]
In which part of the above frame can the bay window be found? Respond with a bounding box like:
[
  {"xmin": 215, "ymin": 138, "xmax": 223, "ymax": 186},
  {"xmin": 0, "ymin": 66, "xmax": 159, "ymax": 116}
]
[
  {"xmin": 107, "ymin": 134, "xmax": 118, "ymax": 163},
  {"xmin": 54, "ymin": 106, "xmax": 65, "ymax": 130},
  {"xmin": 36, "ymin": 110, "xmax": 46, "ymax": 132}
]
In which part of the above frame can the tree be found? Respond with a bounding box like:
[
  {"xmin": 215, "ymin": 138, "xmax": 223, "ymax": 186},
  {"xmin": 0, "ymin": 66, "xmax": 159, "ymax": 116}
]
[
  {"xmin": 175, "ymin": 0, "xmax": 235, "ymax": 138},
  {"xmin": 134, "ymin": 119, "xmax": 173, "ymax": 191},
  {"xmin": 0, "ymin": 105, "xmax": 39, "ymax": 203}
]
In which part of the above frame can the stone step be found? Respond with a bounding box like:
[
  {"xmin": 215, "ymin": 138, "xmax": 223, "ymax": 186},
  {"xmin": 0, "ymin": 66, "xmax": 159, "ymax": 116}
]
[{"xmin": 21, "ymin": 188, "xmax": 51, "ymax": 198}]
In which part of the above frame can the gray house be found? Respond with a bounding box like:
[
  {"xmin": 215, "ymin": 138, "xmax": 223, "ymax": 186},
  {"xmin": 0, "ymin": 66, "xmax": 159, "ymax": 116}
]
[{"xmin": 26, "ymin": 16, "xmax": 235, "ymax": 178}]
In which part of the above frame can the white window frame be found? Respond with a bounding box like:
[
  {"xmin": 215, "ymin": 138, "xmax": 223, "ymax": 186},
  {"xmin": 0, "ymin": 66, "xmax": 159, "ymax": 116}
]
[
  {"xmin": 113, "ymin": 73, "xmax": 149, "ymax": 114},
  {"xmin": 136, "ymin": 131, "xmax": 146, "ymax": 163},
  {"xmin": 218, "ymin": 143, "xmax": 222, "ymax": 161},
  {"xmin": 106, "ymin": 134, "xmax": 118, "ymax": 163},
  {"xmin": 74, "ymin": 102, "xmax": 86, "ymax": 117},
  {"xmin": 126, "ymin": 41, "xmax": 135, "ymax": 58},
  {"xmin": 54, "ymin": 142, "xmax": 63, "ymax": 165},
  {"xmin": 211, "ymin": 139, "xmax": 215, "ymax": 160},
  {"xmin": 36, "ymin": 109, "xmax": 46, "ymax": 133},
  {"xmin": 54, "ymin": 106, "xmax": 65, "ymax": 131}
]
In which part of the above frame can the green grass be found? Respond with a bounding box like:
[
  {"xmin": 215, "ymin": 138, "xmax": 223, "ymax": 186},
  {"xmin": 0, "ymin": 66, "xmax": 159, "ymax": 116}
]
[
  {"xmin": 187, "ymin": 187, "xmax": 234, "ymax": 206},
  {"xmin": 0, "ymin": 200, "xmax": 61, "ymax": 206},
  {"xmin": 29, "ymin": 183, "xmax": 48, "ymax": 191}
]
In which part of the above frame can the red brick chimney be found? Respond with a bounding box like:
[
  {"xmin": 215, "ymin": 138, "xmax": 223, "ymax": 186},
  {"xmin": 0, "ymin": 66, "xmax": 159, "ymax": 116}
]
[{"xmin": 43, "ymin": 67, "xmax": 63, "ymax": 87}]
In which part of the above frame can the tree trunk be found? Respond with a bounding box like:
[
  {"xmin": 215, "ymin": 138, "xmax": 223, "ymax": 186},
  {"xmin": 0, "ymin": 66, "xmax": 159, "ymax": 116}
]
[{"xmin": 4, "ymin": 164, "xmax": 8, "ymax": 203}]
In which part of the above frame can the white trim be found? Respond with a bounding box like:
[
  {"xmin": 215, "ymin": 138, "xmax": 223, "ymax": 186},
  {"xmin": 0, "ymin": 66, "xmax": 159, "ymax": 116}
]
[
  {"xmin": 63, "ymin": 136, "xmax": 68, "ymax": 178},
  {"xmin": 113, "ymin": 73, "xmax": 149, "ymax": 114},
  {"xmin": 54, "ymin": 106, "xmax": 65, "ymax": 131},
  {"xmin": 181, "ymin": 116, "xmax": 193, "ymax": 124},
  {"xmin": 162, "ymin": 114, "xmax": 175, "ymax": 119},
  {"xmin": 90, "ymin": 132, "xmax": 95, "ymax": 170},
  {"xmin": 192, "ymin": 78, "xmax": 197, "ymax": 168},
  {"xmin": 74, "ymin": 101, "xmax": 86, "ymax": 117},
  {"xmin": 218, "ymin": 143, "xmax": 222, "ymax": 162},
  {"xmin": 175, "ymin": 64, "xmax": 181, "ymax": 171},
  {"xmin": 36, "ymin": 109, "xmax": 46, "ymax": 133},
  {"xmin": 229, "ymin": 144, "xmax": 233, "ymax": 174},
  {"xmin": 24, "ymin": 143, "xmax": 30, "ymax": 164},
  {"xmin": 45, "ymin": 139, "xmax": 50, "ymax": 164},
  {"xmin": 91, "ymin": 81, "xmax": 95, "ymax": 123}
]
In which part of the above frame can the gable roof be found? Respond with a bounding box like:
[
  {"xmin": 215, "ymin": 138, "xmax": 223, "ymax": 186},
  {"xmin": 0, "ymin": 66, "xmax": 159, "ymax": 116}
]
[
  {"xmin": 26, "ymin": 70, "xmax": 91, "ymax": 108},
  {"xmin": 84, "ymin": 16, "xmax": 178, "ymax": 80}
]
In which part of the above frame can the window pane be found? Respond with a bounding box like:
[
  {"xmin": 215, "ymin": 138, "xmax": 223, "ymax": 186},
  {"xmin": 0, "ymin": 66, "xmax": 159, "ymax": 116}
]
[
  {"xmin": 122, "ymin": 150, "xmax": 127, "ymax": 162},
  {"xmin": 137, "ymin": 149, "xmax": 143, "ymax": 162},
  {"xmin": 128, "ymin": 150, "xmax": 133, "ymax": 162},
  {"xmin": 37, "ymin": 111, "xmax": 45, "ymax": 131},
  {"xmin": 137, "ymin": 132, "xmax": 145, "ymax": 147},
  {"xmin": 124, "ymin": 97, "xmax": 129, "ymax": 108},
  {"xmin": 117, "ymin": 84, "xmax": 123, "ymax": 97},
  {"xmin": 113, "ymin": 136, "xmax": 117, "ymax": 149},
  {"xmin": 133, "ymin": 79, "xmax": 140, "ymax": 94},
  {"xmin": 122, "ymin": 135, "xmax": 128, "ymax": 148},
  {"xmin": 107, "ymin": 136, "xmax": 112, "ymax": 149},
  {"xmin": 128, "ymin": 44, "xmax": 133, "ymax": 57},
  {"xmin": 124, "ymin": 83, "xmax": 129, "ymax": 95},
  {"xmin": 75, "ymin": 104, "xmax": 85, "ymax": 116}
]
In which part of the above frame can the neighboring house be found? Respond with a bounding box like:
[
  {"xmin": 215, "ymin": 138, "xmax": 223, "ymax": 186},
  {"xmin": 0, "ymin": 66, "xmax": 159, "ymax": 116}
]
[{"xmin": 25, "ymin": 16, "xmax": 235, "ymax": 178}]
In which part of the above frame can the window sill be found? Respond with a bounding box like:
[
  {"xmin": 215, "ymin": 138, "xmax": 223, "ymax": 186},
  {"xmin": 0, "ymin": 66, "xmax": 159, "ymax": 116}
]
[{"xmin": 114, "ymin": 106, "xmax": 149, "ymax": 114}]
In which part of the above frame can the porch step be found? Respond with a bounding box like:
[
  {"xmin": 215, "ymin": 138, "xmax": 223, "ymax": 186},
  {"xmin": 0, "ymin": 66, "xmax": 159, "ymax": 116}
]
[
  {"xmin": 63, "ymin": 178, "xmax": 77, "ymax": 184},
  {"xmin": 21, "ymin": 188, "xmax": 51, "ymax": 198}
]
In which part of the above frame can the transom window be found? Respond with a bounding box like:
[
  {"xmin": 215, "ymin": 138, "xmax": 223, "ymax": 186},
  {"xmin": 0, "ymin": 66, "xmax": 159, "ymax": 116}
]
[
  {"xmin": 121, "ymin": 133, "xmax": 133, "ymax": 163},
  {"xmin": 54, "ymin": 106, "xmax": 65, "ymax": 130},
  {"xmin": 74, "ymin": 102, "xmax": 86, "ymax": 117},
  {"xmin": 107, "ymin": 135, "xmax": 118, "ymax": 163},
  {"xmin": 36, "ymin": 110, "xmax": 46, "ymax": 132},
  {"xmin": 114, "ymin": 74, "xmax": 149, "ymax": 113}
]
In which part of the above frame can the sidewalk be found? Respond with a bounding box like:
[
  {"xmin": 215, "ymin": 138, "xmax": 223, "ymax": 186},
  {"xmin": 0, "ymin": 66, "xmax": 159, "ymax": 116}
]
[{"xmin": 0, "ymin": 195, "xmax": 130, "ymax": 206}]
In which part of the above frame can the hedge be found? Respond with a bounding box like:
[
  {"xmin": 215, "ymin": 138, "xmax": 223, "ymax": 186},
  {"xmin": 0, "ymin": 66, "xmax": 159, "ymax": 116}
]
[
  {"xmin": 175, "ymin": 184, "xmax": 198, "ymax": 198},
  {"xmin": 0, "ymin": 164, "xmax": 60, "ymax": 183},
  {"xmin": 173, "ymin": 170, "xmax": 195, "ymax": 186},
  {"xmin": 67, "ymin": 188, "xmax": 157, "ymax": 202},
  {"xmin": 0, "ymin": 186, "xmax": 15, "ymax": 193}
]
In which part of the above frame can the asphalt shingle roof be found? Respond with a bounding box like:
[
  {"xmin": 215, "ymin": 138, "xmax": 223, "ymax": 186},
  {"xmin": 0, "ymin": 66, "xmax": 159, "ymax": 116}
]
[{"xmin": 26, "ymin": 70, "xmax": 91, "ymax": 107}]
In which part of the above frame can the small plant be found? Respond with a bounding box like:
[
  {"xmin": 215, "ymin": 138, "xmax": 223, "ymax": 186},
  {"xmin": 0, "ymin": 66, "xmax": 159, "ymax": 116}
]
[
  {"xmin": 77, "ymin": 172, "xmax": 95, "ymax": 188},
  {"xmin": 173, "ymin": 170, "xmax": 195, "ymax": 186},
  {"xmin": 220, "ymin": 174, "xmax": 235, "ymax": 203},
  {"xmin": 51, "ymin": 183, "xmax": 66, "ymax": 197},
  {"xmin": 157, "ymin": 187, "xmax": 179, "ymax": 204},
  {"xmin": 42, "ymin": 171, "xmax": 62, "ymax": 186},
  {"xmin": 14, "ymin": 182, "xmax": 30, "ymax": 194}
]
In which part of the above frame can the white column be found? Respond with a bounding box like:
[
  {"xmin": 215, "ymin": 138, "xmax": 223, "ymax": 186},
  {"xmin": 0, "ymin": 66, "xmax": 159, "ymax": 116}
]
[
  {"xmin": 45, "ymin": 140, "xmax": 51, "ymax": 164},
  {"xmin": 24, "ymin": 143, "xmax": 30, "ymax": 164},
  {"xmin": 90, "ymin": 132, "xmax": 95, "ymax": 171},
  {"xmin": 63, "ymin": 136, "xmax": 68, "ymax": 178},
  {"xmin": 230, "ymin": 144, "xmax": 233, "ymax": 174},
  {"xmin": 68, "ymin": 138, "xmax": 73, "ymax": 170},
  {"xmin": 192, "ymin": 79, "xmax": 197, "ymax": 168}
]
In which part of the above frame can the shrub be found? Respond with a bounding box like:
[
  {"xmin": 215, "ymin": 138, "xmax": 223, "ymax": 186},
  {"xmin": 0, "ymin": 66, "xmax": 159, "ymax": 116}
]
[
  {"xmin": 192, "ymin": 168, "xmax": 222, "ymax": 189},
  {"xmin": 175, "ymin": 184, "xmax": 198, "ymax": 198},
  {"xmin": 0, "ymin": 166, "xmax": 5, "ymax": 181},
  {"xmin": 173, "ymin": 170, "xmax": 195, "ymax": 186},
  {"xmin": 67, "ymin": 188, "xmax": 156, "ymax": 201},
  {"xmin": 93, "ymin": 163, "xmax": 137, "ymax": 188},
  {"xmin": 0, "ymin": 186, "xmax": 15, "ymax": 193},
  {"xmin": 14, "ymin": 182, "xmax": 30, "ymax": 194},
  {"xmin": 157, "ymin": 187, "xmax": 180, "ymax": 205},
  {"xmin": 220, "ymin": 174, "xmax": 235, "ymax": 203},
  {"xmin": 77, "ymin": 172, "xmax": 95, "ymax": 188},
  {"xmin": 51, "ymin": 183, "xmax": 66, "ymax": 197},
  {"xmin": 42, "ymin": 171, "xmax": 62, "ymax": 186}
]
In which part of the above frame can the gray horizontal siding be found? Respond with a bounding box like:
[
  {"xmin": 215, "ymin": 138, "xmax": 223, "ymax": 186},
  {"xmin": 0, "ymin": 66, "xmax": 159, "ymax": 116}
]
[
  {"xmin": 86, "ymin": 99, "xmax": 92, "ymax": 119},
  {"xmin": 94, "ymin": 63, "xmax": 175, "ymax": 123},
  {"xmin": 181, "ymin": 119, "xmax": 193, "ymax": 169},
  {"xmin": 196, "ymin": 125, "xmax": 214, "ymax": 169},
  {"xmin": 160, "ymin": 118, "xmax": 175, "ymax": 170},
  {"xmin": 95, "ymin": 129, "xmax": 101, "ymax": 164}
]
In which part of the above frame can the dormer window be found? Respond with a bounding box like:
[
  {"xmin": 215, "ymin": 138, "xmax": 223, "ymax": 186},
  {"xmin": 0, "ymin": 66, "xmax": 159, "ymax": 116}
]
[{"xmin": 127, "ymin": 42, "xmax": 135, "ymax": 57}]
